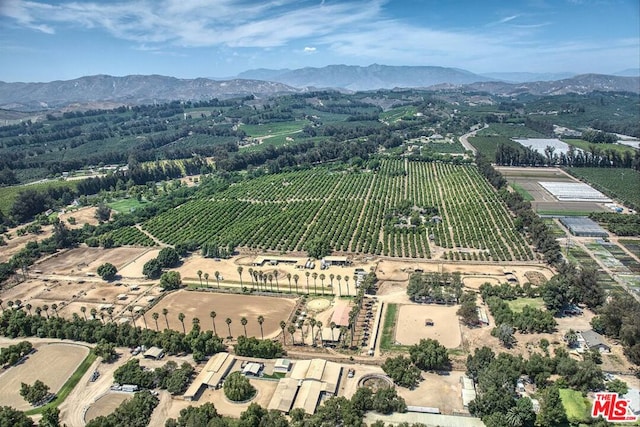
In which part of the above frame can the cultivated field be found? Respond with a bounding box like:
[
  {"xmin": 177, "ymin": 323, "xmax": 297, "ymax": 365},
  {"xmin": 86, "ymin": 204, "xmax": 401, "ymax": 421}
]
[
  {"xmin": 84, "ymin": 392, "xmax": 131, "ymax": 423},
  {"xmin": 0, "ymin": 343, "xmax": 89, "ymax": 411},
  {"xmin": 146, "ymin": 291, "xmax": 297, "ymax": 338},
  {"xmin": 395, "ymin": 304, "xmax": 461, "ymax": 348}
]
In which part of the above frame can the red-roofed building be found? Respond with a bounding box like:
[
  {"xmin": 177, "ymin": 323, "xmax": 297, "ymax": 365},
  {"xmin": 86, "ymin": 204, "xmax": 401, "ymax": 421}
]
[{"xmin": 331, "ymin": 300, "xmax": 352, "ymax": 327}]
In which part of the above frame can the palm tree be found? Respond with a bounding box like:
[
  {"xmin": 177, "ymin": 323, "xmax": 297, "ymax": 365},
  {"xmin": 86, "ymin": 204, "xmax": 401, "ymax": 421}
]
[
  {"xmin": 308, "ymin": 318, "xmax": 317, "ymax": 346},
  {"xmin": 215, "ymin": 271, "xmax": 221, "ymax": 288},
  {"xmin": 81, "ymin": 306, "xmax": 87, "ymax": 320},
  {"xmin": 293, "ymin": 274, "xmax": 299, "ymax": 294},
  {"xmin": 330, "ymin": 321, "xmax": 336, "ymax": 341},
  {"xmin": 197, "ymin": 270, "xmax": 203, "ymax": 287},
  {"xmin": 25, "ymin": 303, "xmax": 32, "ymax": 315},
  {"xmin": 288, "ymin": 325, "xmax": 296, "ymax": 345},
  {"xmin": 248, "ymin": 268, "xmax": 254, "ymax": 288},
  {"xmin": 162, "ymin": 308, "xmax": 169, "ymax": 329},
  {"xmin": 210, "ymin": 311, "xmax": 217, "ymax": 335},
  {"xmin": 279, "ymin": 320, "xmax": 286, "ymax": 345},
  {"xmin": 268, "ymin": 273, "xmax": 274, "ymax": 291},
  {"xmin": 257, "ymin": 315, "xmax": 265, "ymax": 339},
  {"xmin": 344, "ymin": 276, "xmax": 350, "ymax": 296},
  {"xmin": 329, "ymin": 274, "xmax": 335, "ymax": 291},
  {"xmin": 42, "ymin": 304, "xmax": 49, "ymax": 319},
  {"xmin": 241, "ymin": 317, "xmax": 248, "ymax": 337},
  {"xmin": 100, "ymin": 312, "xmax": 105, "ymax": 324},
  {"xmin": 312, "ymin": 272, "xmax": 318, "ymax": 295},
  {"xmin": 340, "ymin": 326, "xmax": 348, "ymax": 347},
  {"xmin": 336, "ymin": 275, "xmax": 342, "ymax": 296},
  {"xmin": 51, "ymin": 303, "xmax": 58, "ymax": 318},
  {"xmin": 274, "ymin": 271, "xmax": 279, "ymax": 291},
  {"xmin": 152, "ymin": 312, "xmax": 160, "ymax": 330},
  {"xmin": 287, "ymin": 273, "xmax": 292, "ymax": 293},
  {"xmin": 225, "ymin": 318, "xmax": 232, "ymax": 338},
  {"xmin": 178, "ymin": 312, "xmax": 186, "ymax": 333},
  {"xmin": 253, "ymin": 270, "xmax": 259, "ymax": 290},
  {"xmin": 140, "ymin": 310, "xmax": 148, "ymax": 329},
  {"xmin": 192, "ymin": 317, "xmax": 200, "ymax": 333},
  {"xmin": 90, "ymin": 307, "xmax": 98, "ymax": 320},
  {"xmin": 305, "ymin": 272, "xmax": 310, "ymax": 294},
  {"xmin": 35, "ymin": 306, "xmax": 42, "ymax": 317},
  {"xmin": 319, "ymin": 274, "xmax": 325, "ymax": 295},
  {"xmin": 107, "ymin": 306, "xmax": 114, "ymax": 322},
  {"xmin": 204, "ymin": 272, "xmax": 210, "ymax": 288},
  {"xmin": 237, "ymin": 266, "xmax": 243, "ymax": 287},
  {"xmin": 128, "ymin": 306, "xmax": 136, "ymax": 327},
  {"xmin": 317, "ymin": 321, "xmax": 323, "ymax": 343}
]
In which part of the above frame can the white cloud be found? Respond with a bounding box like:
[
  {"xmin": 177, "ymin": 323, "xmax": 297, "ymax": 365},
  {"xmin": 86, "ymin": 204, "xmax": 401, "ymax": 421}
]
[{"xmin": 303, "ymin": 46, "xmax": 316, "ymax": 53}]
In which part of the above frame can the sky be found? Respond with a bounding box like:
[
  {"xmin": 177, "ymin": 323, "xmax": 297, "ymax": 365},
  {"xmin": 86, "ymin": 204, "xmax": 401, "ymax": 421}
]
[{"xmin": 0, "ymin": 0, "xmax": 639, "ymax": 82}]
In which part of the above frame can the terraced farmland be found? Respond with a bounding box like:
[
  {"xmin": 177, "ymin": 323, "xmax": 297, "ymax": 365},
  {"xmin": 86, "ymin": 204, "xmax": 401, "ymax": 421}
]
[{"xmin": 143, "ymin": 159, "xmax": 534, "ymax": 261}]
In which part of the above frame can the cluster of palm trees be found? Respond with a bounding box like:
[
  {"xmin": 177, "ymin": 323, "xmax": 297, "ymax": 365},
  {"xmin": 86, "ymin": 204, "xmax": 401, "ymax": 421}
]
[{"xmin": 194, "ymin": 270, "xmax": 222, "ymax": 288}]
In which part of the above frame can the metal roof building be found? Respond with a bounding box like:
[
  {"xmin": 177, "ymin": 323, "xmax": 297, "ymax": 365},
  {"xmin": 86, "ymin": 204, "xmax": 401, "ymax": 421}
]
[
  {"xmin": 184, "ymin": 352, "xmax": 236, "ymax": 401},
  {"xmin": 559, "ymin": 217, "xmax": 609, "ymax": 237},
  {"xmin": 330, "ymin": 300, "xmax": 352, "ymax": 328}
]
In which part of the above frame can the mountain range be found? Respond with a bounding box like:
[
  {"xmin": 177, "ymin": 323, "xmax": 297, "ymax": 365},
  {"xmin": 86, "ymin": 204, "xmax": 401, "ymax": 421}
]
[{"xmin": 1, "ymin": 65, "xmax": 638, "ymax": 112}]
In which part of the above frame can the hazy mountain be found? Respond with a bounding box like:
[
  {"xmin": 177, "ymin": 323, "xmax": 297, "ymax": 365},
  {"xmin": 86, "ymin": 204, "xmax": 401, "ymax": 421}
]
[
  {"xmin": 480, "ymin": 72, "xmax": 576, "ymax": 83},
  {"xmin": 237, "ymin": 64, "xmax": 492, "ymax": 90},
  {"xmin": 613, "ymin": 68, "xmax": 640, "ymax": 77},
  {"xmin": 237, "ymin": 68, "xmax": 292, "ymax": 81},
  {"xmin": 0, "ymin": 74, "xmax": 300, "ymax": 111},
  {"xmin": 466, "ymin": 74, "xmax": 640, "ymax": 95}
]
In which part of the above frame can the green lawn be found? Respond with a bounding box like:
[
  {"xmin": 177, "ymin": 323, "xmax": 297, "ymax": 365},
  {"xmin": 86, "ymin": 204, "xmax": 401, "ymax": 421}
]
[
  {"xmin": 559, "ymin": 388, "xmax": 590, "ymax": 423},
  {"xmin": 506, "ymin": 298, "xmax": 545, "ymax": 312},
  {"xmin": 107, "ymin": 198, "xmax": 147, "ymax": 213},
  {"xmin": 380, "ymin": 303, "xmax": 398, "ymax": 351}
]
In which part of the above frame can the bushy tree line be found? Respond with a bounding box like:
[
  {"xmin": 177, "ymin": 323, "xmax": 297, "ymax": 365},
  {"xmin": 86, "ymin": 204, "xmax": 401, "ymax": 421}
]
[
  {"xmin": 540, "ymin": 264, "xmax": 605, "ymax": 313},
  {"xmin": 589, "ymin": 212, "xmax": 640, "ymax": 236},
  {"xmin": 382, "ymin": 339, "xmax": 450, "ymax": 388},
  {"xmin": 0, "ymin": 309, "xmax": 225, "ymax": 360},
  {"xmin": 0, "ymin": 340, "xmax": 32, "ymax": 367},
  {"xmin": 591, "ymin": 294, "xmax": 640, "ymax": 365},
  {"xmin": 19, "ymin": 380, "xmax": 50, "ymax": 405},
  {"xmin": 114, "ymin": 359, "xmax": 194, "ymax": 395},
  {"xmin": 485, "ymin": 296, "xmax": 556, "ymax": 335},
  {"xmin": 234, "ymin": 336, "xmax": 284, "ymax": 359},
  {"xmin": 406, "ymin": 272, "xmax": 463, "ymax": 304},
  {"xmin": 85, "ymin": 390, "xmax": 158, "ymax": 427}
]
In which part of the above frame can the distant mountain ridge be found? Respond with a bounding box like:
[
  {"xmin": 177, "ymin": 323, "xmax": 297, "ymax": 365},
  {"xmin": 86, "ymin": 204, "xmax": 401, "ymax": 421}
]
[
  {"xmin": 1, "ymin": 67, "xmax": 638, "ymax": 112},
  {"xmin": 0, "ymin": 74, "xmax": 300, "ymax": 111}
]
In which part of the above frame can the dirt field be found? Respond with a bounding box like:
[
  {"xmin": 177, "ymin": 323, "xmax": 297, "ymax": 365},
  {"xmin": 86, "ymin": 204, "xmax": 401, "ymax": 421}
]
[
  {"xmin": 146, "ymin": 290, "xmax": 298, "ymax": 338},
  {"xmin": 0, "ymin": 342, "xmax": 89, "ymax": 411},
  {"xmin": 35, "ymin": 247, "xmax": 150, "ymax": 275},
  {"xmin": 462, "ymin": 276, "xmax": 501, "ymax": 289},
  {"xmin": 118, "ymin": 249, "xmax": 161, "ymax": 278},
  {"xmin": 395, "ymin": 304, "xmax": 462, "ymax": 348},
  {"xmin": 84, "ymin": 392, "xmax": 131, "ymax": 423},
  {"xmin": 59, "ymin": 206, "xmax": 99, "ymax": 229},
  {"xmin": 0, "ymin": 226, "xmax": 53, "ymax": 263},
  {"xmin": 396, "ymin": 371, "xmax": 465, "ymax": 414}
]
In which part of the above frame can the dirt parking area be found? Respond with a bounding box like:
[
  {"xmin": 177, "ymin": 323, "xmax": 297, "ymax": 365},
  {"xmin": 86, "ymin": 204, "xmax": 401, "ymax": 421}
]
[
  {"xmin": 36, "ymin": 247, "xmax": 149, "ymax": 275},
  {"xmin": 84, "ymin": 392, "xmax": 131, "ymax": 423},
  {"xmin": 0, "ymin": 342, "xmax": 89, "ymax": 411},
  {"xmin": 147, "ymin": 290, "xmax": 297, "ymax": 338},
  {"xmin": 395, "ymin": 304, "xmax": 462, "ymax": 348}
]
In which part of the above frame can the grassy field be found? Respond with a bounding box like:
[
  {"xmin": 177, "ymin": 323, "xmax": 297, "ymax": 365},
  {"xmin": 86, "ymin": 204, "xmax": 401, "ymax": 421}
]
[
  {"xmin": 476, "ymin": 123, "xmax": 547, "ymax": 138},
  {"xmin": 566, "ymin": 167, "xmax": 640, "ymax": 209},
  {"xmin": 506, "ymin": 298, "xmax": 545, "ymax": 312},
  {"xmin": 559, "ymin": 388, "xmax": 589, "ymax": 423},
  {"xmin": 380, "ymin": 303, "xmax": 398, "ymax": 351},
  {"xmin": 563, "ymin": 138, "xmax": 637, "ymax": 156},
  {"xmin": 107, "ymin": 198, "xmax": 148, "ymax": 213},
  {"xmin": 0, "ymin": 180, "xmax": 78, "ymax": 215},
  {"xmin": 380, "ymin": 106, "xmax": 418, "ymax": 121},
  {"xmin": 468, "ymin": 135, "xmax": 522, "ymax": 159},
  {"xmin": 511, "ymin": 182, "xmax": 534, "ymax": 201},
  {"xmin": 239, "ymin": 120, "xmax": 308, "ymax": 138},
  {"xmin": 543, "ymin": 219, "xmax": 567, "ymax": 238}
]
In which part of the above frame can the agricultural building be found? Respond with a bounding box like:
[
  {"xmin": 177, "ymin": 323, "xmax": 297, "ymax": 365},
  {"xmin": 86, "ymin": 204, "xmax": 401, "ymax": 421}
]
[
  {"xmin": 183, "ymin": 352, "xmax": 236, "ymax": 401},
  {"xmin": 559, "ymin": 217, "xmax": 608, "ymax": 238},
  {"xmin": 273, "ymin": 359, "xmax": 292, "ymax": 374},
  {"xmin": 322, "ymin": 256, "xmax": 351, "ymax": 266},
  {"xmin": 577, "ymin": 330, "xmax": 610, "ymax": 353},
  {"xmin": 330, "ymin": 300, "xmax": 352, "ymax": 327},
  {"xmin": 242, "ymin": 362, "xmax": 263, "ymax": 376},
  {"xmin": 267, "ymin": 359, "xmax": 342, "ymax": 414},
  {"xmin": 539, "ymin": 181, "xmax": 611, "ymax": 202},
  {"xmin": 320, "ymin": 327, "xmax": 342, "ymax": 346},
  {"xmin": 461, "ymin": 375, "xmax": 477, "ymax": 409},
  {"xmin": 143, "ymin": 346, "xmax": 164, "ymax": 360},
  {"xmin": 252, "ymin": 256, "xmax": 299, "ymax": 266}
]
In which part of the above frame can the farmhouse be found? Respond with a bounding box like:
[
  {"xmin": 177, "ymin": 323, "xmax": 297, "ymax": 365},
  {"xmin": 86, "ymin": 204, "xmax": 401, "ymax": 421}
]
[
  {"xmin": 183, "ymin": 352, "xmax": 236, "ymax": 401},
  {"xmin": 330, "ymin": 300, "xmax": 352, "ymax": 328},
  {"xmin": 577, "ymin": 330, "xmax": 611, "ymax": 353},
  {"xmin": 559, "ymin": 217, "xmax": 609, "ymax": 238},
  {"xmin": 267, "ymin": 359, "xmax": 342, "ymax": 414}
]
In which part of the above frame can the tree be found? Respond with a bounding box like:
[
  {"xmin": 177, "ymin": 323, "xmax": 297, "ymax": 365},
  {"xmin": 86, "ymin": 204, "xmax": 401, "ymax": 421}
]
[
  {"xmin": 224, "ymin": 372, "xmax": 255, "ymax": 402},
  {"xmin": 162, "ymin": 308, "xmax": 170, "ymax": 329},
  {"xmin": 492, "ymin": 324, "xmax": 516, "ymax": 348},
  {"xmin": 537, "ymin": 385, "xmax": 568, "ymax": 427},
  {"xmin": 287, "ymin": 273, "xmax": 292, "ymax": 293},
  {"xmin": 371, "ymin": 387, "xmax": 407, "ymax": 415},
  {"xmin": 606, "ymin": 378, "xmax": 629, "ymax": 395},
  {"xmin": 280, "ymin": 320, "xmax": 286, "ymax": 345},
  {"xmin": 157, "ymin": 247, "xmax": 180, "ymax": 268},
  {"xmin": 466, "ymin": 346, "xmax": 495, "ymax": 382},
  {"xmin": 409, "ymin": 338, "xmax": 450, "ymax": 371},
  {"xmin": 93, "ymin": 340, "xmax": 117, "ymax": 362},
  {"xmin": 97, "ymin": 262, "xmax": 117, "ymax": 281},
  {"xmin": 382, "ymin": 355, "xmax": 421, "ymax": 388},
  {"xmin": 0, "ymin": 406, "xmax": 34, "ymax": 427},
  {"xmin": 237, "ymin": 266, "xmax": 243, "ymax": 286},
  {"xmin": 241, "ymin": 317, "xmax": 248, "ymax": 337},
  {"xmin": 204, "ymin": 272, "xmax": 209, "ymax": 288},
  {"xmin": 288, "ymin": 325, "xmax": 296, "ymax": 345},
  {"xmin": 152, "ymin": 312, "xmax": 159, "ymax": 331},
  {"xmin": 293, "ymin": 274, "xmax": 299, "ymax": 294},
  {"xmin": 309, "ymin": 318, "xmax": 317, "ymax": 346},
  {"xmin": 40, "ymin": 406, "xmax": 60, "ymax": 427},
  {"xmin": 215, "ymin": 271, "xmax": 221, "ymax": 288},
  {"xmin": 80, "ymin": 306, "xmax": 87, "ymax": 320},
  {"xmin": 305, "ymin": 237, "xmax": 331, "ymax": 258},
  {"xmin": 257, "ymin": 315, "xmax": 265, "ymax": 339},
  {"xmin": 564, "ymin": 329, "xmax": 578, "ymax": 348},
  {"xmin": 226, "ymin": 318, "xmax": 232, "ymax": 338},
  {"xmin": 312, "ymin": 272, "xmax": 318, "ymax": 295},
  {"xmin": 142, "ymin": 258, "xmax": 162, "ymax": 279},
  {"xmin": 20, "ymin": 380, "xmax": 50, "ymax": 405},
  {"xmin": 210, "ymin": 311, "xmax": 217, "ymax": 336},
  {"xmin": 95, "ymin": 203, "xmax": 111, "ymax": 222},
  {"xmin": 457, "ymin": 292, "xmax": 479, "ymax": 326},
  {"xmin": 160, "ymin": 271, "xmax": 182, "ymax": 290},
  {"xmin": 178, "ymin": 312, "xmax": 186, "ymax": 334}
]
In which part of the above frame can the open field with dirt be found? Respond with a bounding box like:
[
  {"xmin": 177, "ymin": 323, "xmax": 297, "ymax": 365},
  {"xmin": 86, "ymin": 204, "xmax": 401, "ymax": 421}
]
[
  {"xmin": 0, "ymin": 226, "xmax": 53, "ymax": 263},
  {"xmin": 58, "ymin": 206, "xmax": 99, "ymax": 229},
  {"xmin": 84, "ymin": 392, "xmax": 131, "ymax": 423},
  {"xmin": 35, "ymin": 247, "xmax": 150, "ymax": 275},
  {"xmin": 146, "ymin": 290, "xmax": 298, "ymax": 338},
  {"xmin": 118, "ymin": 249, "xmax": 161, "ymax": 278},
  {"xmin": 0, "ymin": 342, "xmax": 89, "ymax": 411},
  {"xmin": 395, "ymin": 304, "xmax": 462, "ymax": 348}
]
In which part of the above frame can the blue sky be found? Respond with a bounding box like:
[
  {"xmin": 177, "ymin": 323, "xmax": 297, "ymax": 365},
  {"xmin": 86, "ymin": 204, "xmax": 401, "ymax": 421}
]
[{"xmin": 1, "ymin": 0, "xmax": 638, "ymax": 82}]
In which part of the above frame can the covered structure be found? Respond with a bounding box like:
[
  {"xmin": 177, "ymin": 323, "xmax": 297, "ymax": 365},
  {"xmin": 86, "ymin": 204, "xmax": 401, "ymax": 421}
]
[
  {"xmin": 183, "ymin": 352, "xmax": 236, "ymax": 401},
  {"xmin": 330, "ymin": 300, "xmax": 352, "ymax": 328},
  {"xmin": 274, "ymin": 359, "xmax": 292, "ymax": 374},
  {"xmin": 252, "ymin": 256, "xmax": 299, "ymax": 266},
  {"xmin": 559, "ymin": 217, "xmax": 609, "ymax": 238},
  {"xmin": 322, "ymin": 256, "xmax": 351, "ymax": 266},
  {"xmin": 320, "ymin": 327, "xmax": 341, "ymax": 346},
  {"xmin": 242, "ymin": 362, "xmax": 263, "ymax": 376},
  {"xmin": 143, "ymin": 346, "xmax": 164, "ymax": 360},
  {"xmin": 578, "ymin": 330, "xmax": 611, "ymax": 353}
]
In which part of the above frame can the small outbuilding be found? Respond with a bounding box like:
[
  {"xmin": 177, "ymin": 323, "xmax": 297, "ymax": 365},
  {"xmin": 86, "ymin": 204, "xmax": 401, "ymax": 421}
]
[
  {"xmin": 143, "ymin": 346, "xmax": 164, "ymax": 360},
  {"xmin": 243, "ymin": 362, "xmax": 263, "ymax": 377},
  {"xmin": 578, "ymin": 330, "xmax": 611, "ymax": 353},
  {"xmin": 274, "ymin": 359, "xmax": 292, "ymax": 374}
]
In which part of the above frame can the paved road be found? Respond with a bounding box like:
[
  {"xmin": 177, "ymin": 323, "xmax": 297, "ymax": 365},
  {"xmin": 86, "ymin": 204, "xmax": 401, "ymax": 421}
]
[{"xmin": 458, "ymin": 124, "xmax": 488, "ymax": 155}]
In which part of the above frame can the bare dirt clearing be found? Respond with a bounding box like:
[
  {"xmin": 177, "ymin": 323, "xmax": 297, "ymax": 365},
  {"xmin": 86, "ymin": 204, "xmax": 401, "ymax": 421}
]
[
  {"xmin": 84, "ymin": 392, "xmax": 131, "ymax": 423},
  {"xmin": 59, "ymin": 206, "xmax": 99, "ymax": 229},
  {"xmin": 147, "ymin": 290, "xmax": 297, "ymax": 338},
  {"xmin": 0, "ymin": 342, "xmax": 89, "ymax": 411},
  {"xmin": 118, "ymin": 249, "xmax": 160, "ymax": 278},
  {"xmin": 395, "ymin": 304, "xmax": 462, "ymax": 348},
  {"xmin": 36, "ymin": 247, "xmax": 149, "ymax": 275},
  {"xmin": 396, "ymin": 371, "xmax": 465, "ymax": 414}
]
